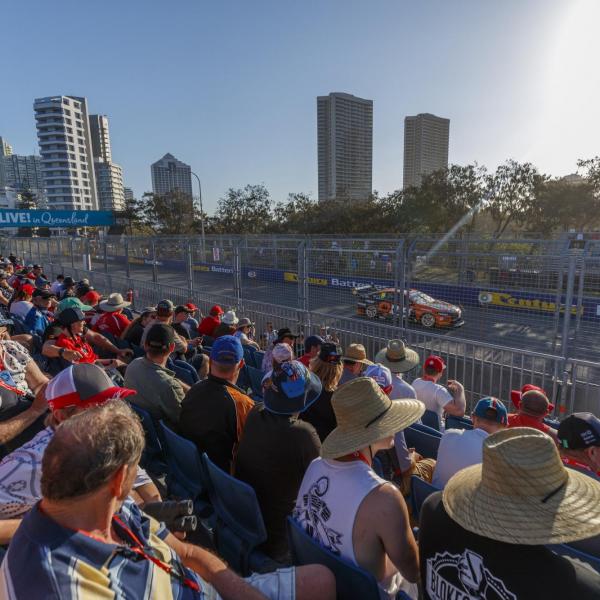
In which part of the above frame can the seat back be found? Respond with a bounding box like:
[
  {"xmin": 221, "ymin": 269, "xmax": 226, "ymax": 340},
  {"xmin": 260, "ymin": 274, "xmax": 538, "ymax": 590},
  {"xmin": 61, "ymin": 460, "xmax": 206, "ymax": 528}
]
[
  {"xmin": 129, "ymin": 403, "xmax": 166, "ymax": 475},
  {"xmin": 246, "ymin": 365, "xmax": 264, "ymax": 399},
  {"xmin": 410, "ymin": 422, "xmax": 442, "ymax": 437},
  {"xmin": 410, "ymin": 475, "xmax": 441, "ymax": 521},
  {"xmin": 254, "ymin": 350, "xmax": 265, "ymax": 369},
  {"xmin": 243, "ymin": 345, "xmax": 257, "ymax": 368},
  {"xmin": 445, "ymin": 415, "xmax": 473, "ymax": 430},
  {"xmin": 421, "ymin": 409, "xmax": 441, "ymax": 431},
  {"xmin": 286, "ymin": 517, "xmax": 380, "ymax": 600},
  {"xmin": 404, "ymin": 425, "xmax": 441, "ymax": 459},
  {"xmin": 549, "ymin": 544, "xmax": 600, "ymax": 574}
]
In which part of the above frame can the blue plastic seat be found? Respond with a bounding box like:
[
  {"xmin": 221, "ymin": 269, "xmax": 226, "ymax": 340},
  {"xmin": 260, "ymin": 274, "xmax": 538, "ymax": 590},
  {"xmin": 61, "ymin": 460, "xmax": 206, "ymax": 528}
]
[
  {"xmin": 286, "ymin": 517, "xmax": 381, "ymax": 600},
  {"xmin": 445, "ymin": 415, "xmax": 474, "ymax": 430},
  {"xmin": 404, "ymin": 425, "xmax": 441, "ymax": 459},
  {"xmin": 254, "ymin": 350, "xmax": 265, "ymax": 369},
  {"xmin": 410, "ymin": 422, "xmax": 442, "ymax": 438},
  {"xmin": 243, "ymin": 345, "xmax": 257, "ymax": 368},
  {"xmin": 245, "ymin": 365, "xmax": 264, "ymax": 400},
  {"xmin": 128, "ymin": 403, "xmax": 168, "ymax": 476},
  {"xmin": 410, "ymin": 475, "xmax": 441, "ymax": 522},
  {"xmin": 421, "ymin": 409, "xmax": 441, "ymax": 431},
  {"xmin": 201, "ymin": 453, "xmax": 273, "ymax": 575},
  {"xmin": 548, "ymin": 543, "xmax": 600, "ymax": 574}
]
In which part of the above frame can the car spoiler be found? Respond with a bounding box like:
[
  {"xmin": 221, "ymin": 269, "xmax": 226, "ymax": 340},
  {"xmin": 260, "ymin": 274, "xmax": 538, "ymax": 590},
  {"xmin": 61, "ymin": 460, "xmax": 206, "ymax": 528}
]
[{"xmin": 352, "ymin": 284, "xmax": 378, "ymax": 296}]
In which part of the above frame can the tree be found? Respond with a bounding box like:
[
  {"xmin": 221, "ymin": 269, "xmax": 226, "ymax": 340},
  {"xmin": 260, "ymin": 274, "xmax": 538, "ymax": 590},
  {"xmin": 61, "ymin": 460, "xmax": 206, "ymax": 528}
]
[
  {"xmin": 16, "ymin": 190, "xmax": 36, "ymax": 237},
  {"xmin": 138, "ymin": 190, "xmax": 201, "ymax": 235},
  {"xmin": 213, "ymin": 184, "xmax": 273, "ymax": 233}
]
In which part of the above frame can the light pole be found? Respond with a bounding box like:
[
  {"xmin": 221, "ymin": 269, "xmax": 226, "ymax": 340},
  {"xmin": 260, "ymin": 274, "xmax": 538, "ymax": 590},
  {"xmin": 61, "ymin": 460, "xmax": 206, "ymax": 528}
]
[{"xmin": 191, "ymin": 171, "xmax": 206, "ymax": 259}]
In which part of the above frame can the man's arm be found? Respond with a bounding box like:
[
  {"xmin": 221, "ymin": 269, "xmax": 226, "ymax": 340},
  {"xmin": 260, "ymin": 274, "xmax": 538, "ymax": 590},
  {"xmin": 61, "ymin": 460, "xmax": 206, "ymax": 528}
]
[
  {"xmin": 442, "ymin": 380, "xmax": 466, "ymax": 417},
  {"xmin": 86, "ymin": 329, "xmax": 132, "ymax": 359},
  {"xmin": 0, "ymin": 519, "xmax": 21, "ymax": 544}
]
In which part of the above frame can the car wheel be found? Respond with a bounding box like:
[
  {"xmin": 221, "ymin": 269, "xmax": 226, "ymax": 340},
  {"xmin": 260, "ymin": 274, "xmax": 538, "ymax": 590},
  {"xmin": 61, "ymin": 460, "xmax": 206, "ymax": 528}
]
[
  {"xmin": 420, "ymin": 312, "xmax": 436, "ymax": 328},
  {"xmin": 366, "ymin": 305, "xmax": 378, "ymax": 319}
]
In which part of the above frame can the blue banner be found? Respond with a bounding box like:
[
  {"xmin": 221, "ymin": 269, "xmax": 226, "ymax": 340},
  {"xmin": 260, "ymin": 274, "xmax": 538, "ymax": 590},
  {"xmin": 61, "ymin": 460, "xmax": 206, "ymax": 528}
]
[{"xmin": 0, "ymin": 210, "xmax": 114, "ymax": 228}]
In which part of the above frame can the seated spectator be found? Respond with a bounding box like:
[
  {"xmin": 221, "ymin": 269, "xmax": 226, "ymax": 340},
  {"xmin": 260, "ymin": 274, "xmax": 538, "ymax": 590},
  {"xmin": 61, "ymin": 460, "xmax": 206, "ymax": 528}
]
[
  {"xmin": 412, "ymin": 355, "xmax": 465, "ymax": 428},
  {"xmin": 339, "ymin": 343, "xmax": 372, "ymax": 385},
  {"xmin": 140, "ymin": 299, "xmax": 187, "ymax": 355},
  {"xmin": 295, "ymin": 377, "xmax": 424, "ymax": 599},
  {"xmin": 24, "ymin": 288, "xmax": 56, "ymax": 337},
  {"xmin": 172, "ymin": 304, "xmax": 195, "ymax": 339},
  {"xmin": 419, "ymin": 428, "xmax": 600, "ymax": 599},
  {"xmin": 31, "ymin": 264, "xmax": 44, "ymax": 280},
  {"xmin": 213, "ymin": 310, "xmax": 238, "ymax": 338},
  {"xmin": 93, "ymin": 292, "xmax": 132, "ymax": 338},
  {"xmin": 0, "ymin": 364, "xmax": 160, "ymax": 529},
  {"xmin": 55, "ymin": 295, "xmax": 93, "ymax": 316},
  {"xmin": 124, "ymin": 323, "xmax": 185, "ymax": 429},
  {"xmin": 432, "ymin": 396, "xmax": 508, "ymax": 488},
  {"xmin": 49, "ymin": 274, "xmax": 64, "ymax": 296},
  {"xmin": 8, "ymin": 283, "xmax": 34, "ymax": 320},
  {"xmin": 261, "ymin": 320, "xmax": 278, "ymax": 349},
  {"xmin": 198, "ymin": 304, "xmax": 223, "ymax": 337},
  {"xmin": 182, "ymin": 302, "xmax": 200, "ymax": 333},
  {"xmin": 298, "ymin": 335, "xmax": 324, "ymax": 367},
  {"xmin": 235, "ymin": 360, "xmax": 322, "ymax": 562},
  {"xmin": 121, "ymin": 305, "xmax": 156, "ymax": 347},
  {"xmin": 558, "ymin": 412, "xmax": 600, "ymax": 477},
  {"xmin": 507, "ymin": 388, "xmax": 557, "ymax": 440},
  {"xmin": 179, "ymin": 335, "xmax": 254, "ymax": 472},
  {"xmin": 375, "ymin": 339, "xmax": 420, "ymax": 399},
  {"xmin": 261, "ymin": 327, "xmax": 299, "ymax": 372},
  {"xmin": 302, "ymin": 343, "xmax": 343, "ymax": 441},
  {"xmin": 234, "ymin": 317, "xmax": 260, "ymax": 350},
  {"xmin": 59, "ymin": 276, "xmax": 76, "ymax": 299},
  {"xmin": 2, "ymin": 400, "xmax": 335, "ymax": 600},
  {"xmin": 0, "ymin": 272, "xmax": 12, "ymax": 306}
]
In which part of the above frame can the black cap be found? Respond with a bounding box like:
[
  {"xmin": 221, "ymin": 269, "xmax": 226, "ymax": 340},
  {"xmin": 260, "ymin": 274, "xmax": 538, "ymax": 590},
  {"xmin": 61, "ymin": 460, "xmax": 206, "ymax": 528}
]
[
  {"xmin": 318, "ymin": 343, "xmax": 343, "ymax": 364},
  {"xmin": 276, "ymin": 327, "xmax": 299, "ymax": 342},
  {"xmin": 57, "ymin": 307, "xmax": 86, "ymax": 326},
  {"xmin": 63, "ymin": 276, "xmax": 75, "ymax": 287},
  {"xmin": 33, "ymin": 264, "xmax": 42, "ymax": 269},
  {"xmin": 156, "ymin": 299, "xmax": 174, "ymax": 315},
  {"xmin": 32, "ymin": 288, "xmax": 56, "ymax": 300},
  {"xmin": 174, "ymin": 305, "xmax": 193, "ymax": 315},
  {"xmin": 558, "ymin": 413, "xmax": 600, "ymax": 450},
  {"xmin": 146, "ymin": 323, "xmax": 175, "ymax": 350}
]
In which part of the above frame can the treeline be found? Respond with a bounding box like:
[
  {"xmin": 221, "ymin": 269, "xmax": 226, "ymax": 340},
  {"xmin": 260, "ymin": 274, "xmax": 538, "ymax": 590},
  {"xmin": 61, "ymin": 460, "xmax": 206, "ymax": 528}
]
[{"xmin": 123, "ymin": 157, "xmax": 600, "ymax": 236}]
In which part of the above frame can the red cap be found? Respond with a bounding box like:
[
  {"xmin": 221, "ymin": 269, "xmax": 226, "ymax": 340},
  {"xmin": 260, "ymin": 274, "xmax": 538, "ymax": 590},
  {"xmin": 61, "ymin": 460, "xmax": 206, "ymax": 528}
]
[
  {"xmin": 210, "ymin": 305, "xmax": 223, "ymax": 316},
  {"xmin": 424, "ymin": 355, "xmax": 445, "ymax": 373},
  {"xmin": 21, "ymin": 283, "xmax": 35, "ymax": 295},
  {"xmin": 185, "ymin": 303, "xmax": 198, "ymax": 311},
  {"xmin": 82, "ymin": 290, "xmax": 101, "ymax": 305},
  {"xmin": 510, "ymin": 384, "xmax": 553, "ymax": 411}
]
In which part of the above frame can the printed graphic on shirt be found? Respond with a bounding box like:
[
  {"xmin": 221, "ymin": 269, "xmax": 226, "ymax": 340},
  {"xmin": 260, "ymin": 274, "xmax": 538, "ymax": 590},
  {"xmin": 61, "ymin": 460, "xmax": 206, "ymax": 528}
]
[
  {"xmin": 426, "ymin": 550, "xmax": 516, "ymax": 600},
  {"xmin": 294, "ymin": 476, "xmax": 343, "ymax": 555}
]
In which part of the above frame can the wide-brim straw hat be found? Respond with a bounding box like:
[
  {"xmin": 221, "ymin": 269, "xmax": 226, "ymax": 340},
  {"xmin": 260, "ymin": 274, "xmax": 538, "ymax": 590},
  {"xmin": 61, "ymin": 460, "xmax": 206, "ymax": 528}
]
[
  {"xmin": 443, "ymin": 427, "xmax": 600, "ymax": 545},
  {"xmin": 321, "ymin": 377, "xmax": 424, "ymax": 459},
  {"xmin": 375, "ymin": 339, "xmax": 420, "ymax": 373},
  {"xmin": 341, "ymin": 343, "xmax": 373, "ymax": 365},
  {"xmin": 99, "ymin": 292, "xmax": 131, "ymax": 312}
]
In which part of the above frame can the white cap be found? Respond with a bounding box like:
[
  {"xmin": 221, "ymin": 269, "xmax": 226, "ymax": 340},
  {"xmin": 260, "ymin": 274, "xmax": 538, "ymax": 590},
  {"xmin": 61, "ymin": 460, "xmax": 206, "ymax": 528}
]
[{"xmin": 221, "ymin": 310, "xmax": 239, "ymax": 325}]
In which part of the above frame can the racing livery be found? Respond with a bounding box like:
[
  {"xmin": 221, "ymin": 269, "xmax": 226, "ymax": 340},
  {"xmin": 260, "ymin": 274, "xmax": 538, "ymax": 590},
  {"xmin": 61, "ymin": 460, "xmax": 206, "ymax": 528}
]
[{"xmin": 353, "ymin": 285, "xmax": 464, "ymax": 328}]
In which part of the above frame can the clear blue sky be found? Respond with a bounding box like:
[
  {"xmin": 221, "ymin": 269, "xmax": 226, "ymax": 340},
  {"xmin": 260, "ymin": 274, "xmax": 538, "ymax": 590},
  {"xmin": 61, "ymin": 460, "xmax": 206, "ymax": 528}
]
[{"xmin": 2, "ymin": 0, "xmax": 598, "ymax": 212}]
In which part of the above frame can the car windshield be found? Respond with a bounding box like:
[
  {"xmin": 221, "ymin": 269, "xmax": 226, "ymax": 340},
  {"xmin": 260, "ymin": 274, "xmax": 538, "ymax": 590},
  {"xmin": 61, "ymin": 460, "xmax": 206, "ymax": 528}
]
[{"xmin": 410, "ymin": 291, "xmax": 436, "ymax": 304}]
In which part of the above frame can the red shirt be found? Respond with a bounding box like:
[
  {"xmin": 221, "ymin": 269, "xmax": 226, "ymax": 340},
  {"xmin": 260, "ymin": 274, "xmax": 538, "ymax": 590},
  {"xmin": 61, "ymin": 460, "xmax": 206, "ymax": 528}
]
[
  {"xmin": 298, "ymin": 353, "xmax": 312, "ymax": 367},
  {"xmin": 55, "ymin": 333, "xmax": 97, "ymax": 364},
  {"xmin": 507, "ymin": 412, "xmax": 551, "ymax": 434},
  {"xmin": 198, "ymin": 316, "xmax": 220, "ymax": 337},
  {"xmin": 93, "ymin": 311, "xmax": 130, "ymax": 337}
]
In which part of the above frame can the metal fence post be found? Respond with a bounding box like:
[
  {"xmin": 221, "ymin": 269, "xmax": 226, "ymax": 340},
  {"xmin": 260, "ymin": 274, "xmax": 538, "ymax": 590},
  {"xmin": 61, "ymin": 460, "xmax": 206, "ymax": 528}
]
[
  {"xmin": 393, "ymin": 241, "xmax": 405, "ymax": 328},
  {"xmin": 297, "ymin": 239, "xmax": 310, "ymax": 331},
  {"xmin": 151, "ymin": 240, "xmax": 158, "ymax": 284},
  {"xmin": 233, "ymin": 239, "xmax": 242, "ymax": 307},
  {"xmin": 124, "ymin": 240, "xmax": 130, "ymax": 279},
  {"xmin": 558, "ymin": 251, "xmax": 577, "ymax": 416},
  {"xmin": 70, "ymin": 238, "xmax": 75, "ymax": 270},
  {"xmin": 103, "ymin": 240, "xmax": 108, "ymax": 273},
  {"xmin": 186, "ymin": 241, "xmax": 194, "ymax": 297}
]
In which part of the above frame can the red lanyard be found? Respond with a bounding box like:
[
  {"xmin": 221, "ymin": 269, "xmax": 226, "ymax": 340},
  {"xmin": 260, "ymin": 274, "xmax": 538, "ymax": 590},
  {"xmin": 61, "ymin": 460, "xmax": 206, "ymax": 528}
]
[{"xmin": 338, "ymin": 450, "xmax": 371, "ymax": 466}]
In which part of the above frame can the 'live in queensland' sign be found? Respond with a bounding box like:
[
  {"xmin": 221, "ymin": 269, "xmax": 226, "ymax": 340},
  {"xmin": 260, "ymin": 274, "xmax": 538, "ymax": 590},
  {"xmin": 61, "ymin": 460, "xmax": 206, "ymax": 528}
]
[{"xmin": 0, "ymin": 210, "xmax": 114, "ymax": 228}]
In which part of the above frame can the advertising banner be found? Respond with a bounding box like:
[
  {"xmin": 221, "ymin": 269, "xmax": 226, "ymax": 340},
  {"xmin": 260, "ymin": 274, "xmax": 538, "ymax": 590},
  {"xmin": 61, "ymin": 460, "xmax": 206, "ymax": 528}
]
[{"xmin": 0, "ymin": 210, "xmax": 114, "ymax": 228}]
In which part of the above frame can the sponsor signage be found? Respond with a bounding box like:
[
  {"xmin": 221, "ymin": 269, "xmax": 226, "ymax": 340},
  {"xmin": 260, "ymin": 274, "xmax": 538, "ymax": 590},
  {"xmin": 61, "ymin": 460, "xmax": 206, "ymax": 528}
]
[
  {"xmin": 0, "ymin": 210, "xmax": 114, "ymax": 228},
  {"xmin": 478, "ymin": 290, "xmax": 581, "ymax": 315}
]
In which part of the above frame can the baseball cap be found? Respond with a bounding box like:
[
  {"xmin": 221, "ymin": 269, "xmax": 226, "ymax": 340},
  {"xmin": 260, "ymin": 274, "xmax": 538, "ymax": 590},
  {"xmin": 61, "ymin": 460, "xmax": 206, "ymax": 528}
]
[
  {"xmin": 318, "ymin": 343, "xmax": 343, "ymax": 365},
  {"xmin": 62, "ymin": 277, "xmax": 75, "ymax": 287},
  {"xmin": 57, "ymin": 307, "xmax": 86, "ymax": 326},
  {"xmin": 424, "ymin": 355, "xmax": 445, "ymax": 373},
  {"xmin": 32, "ymin": 288, "xmax": 56, "ymax": 300},
  {"xmin": 45, "ymin": 363, "xmax": 136, "ymax": 412},
  {"xmin": 174, "ymin": 305, "xmax": 194, "ymax": 315},
  {"xmin": 145, "ymin": 323, "xmax": 175, "ymax": 351},
  {"xmin": 56, "ymin": 297, "xmax": 94, "ymax": 314},
  {"xmin": 210, "ymin": 335, "xmax": 244, "ymax": 365},
  {"xmin": 185, "ymin": 303, "xmax": 197, "ymax": 312},
  {"xmin": 364, "ymin": 363, "xmax": 393, "ymax": 391},
  {"xmin": 32, "ymin": 264, "xmax": 42, "ymax": 270},
  {"xmin": 558, "ymin": 413, "xmax": 600, "ymax": 450},
  {"xmin": 263, "ymin": 361, "xmax": 322, "ymax": 415},
  {"xmin": 81, "ymin": 290, "xmax": 101, "ymax": 305},
  {"xmin": 210, "ymin": 305, "xmax": 224, "ymax": 316},
  {"xmin": 304, "ymin": 335, "xmax": 325, "ymax": 353},
  {"xmin": 35, "ymin": 277, "xmax": 50, "ymax": 288},
  {"xmin": 510, "ymin": 384, "xmax": 554, "ymax": 411},
  {"xmin": 157, "ymin": 299, "xmax": 174, "ymax": 315},
  {"xmin": 472, "ymin": 396, "xmax": 508, "ymax": 425},
  {"xmin": 21, "ymin": 283, "xmax": 35, "ymax": 295}
]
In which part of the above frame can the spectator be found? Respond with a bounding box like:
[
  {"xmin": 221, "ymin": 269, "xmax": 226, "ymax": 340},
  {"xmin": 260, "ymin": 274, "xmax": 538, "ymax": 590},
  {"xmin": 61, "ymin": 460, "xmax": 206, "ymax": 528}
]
[
  {"xmin": 558, "ymin": 412, "xmax": 600, "ymax": 476},
  {"xmin": 140, "ymin": 299, "xmax": 187, "ymax": 355},
  {"xmin": 339, "ymin": 343, "xmax": 372, "ymax": 385},
  {"xmin": 261, "ymin": 327, "xmax": 299, "ymax": 372},
  {"xmin": 294, "ymin": 377, "xmax": 424, "ymax": 599},
  {"xmin": 412, "ymin": 355, "xmax": 465, "ymax": 428},
  {"xmin": 298, "ymin": 335, "xmax": 324, "ymax": 368},
  {"xmin": 182, "ymin": 302, "xmax": 200, "ymax": 333},
  {"xmin": 262, "ymin": 321, "xmax": 278, "ymax": 349},
  {"xmin": 432, "ymin": 396, "xmax": 508, "ymax": 488},
  {"xmin": 2, "ymin": 399, "xmax": 335, "ymax": 600},
  {"xmin": 121, "ymin": 306, "xmax": 156, "ymax": 347},
  {"xmin": 213, "ymin": 310, "xmax": 238, "ymax": 338},
  {"xmin": 49, "ymin": 274, "xmax": 64, "ymax": 296},
  {"xmin": 8, "ymin": 283, "xmax": 34, "ymax": 320},
  {"xmin": 0, "ymin": 364, "xmax": 160, "ymax": 525},
  {"xmin": 59, "ymin": 276, "xmax": 76, "ymax": 299},
  {"xmin": 172, "ymin": 304, "xmax": 195, "ymax": 339},
  {"xmin": 198, "ymin": 304, "xmax": 224, "ymax": 337},
  {"xmin": 124, "ymin": 323, "xmax": 185, "ymax": 429},
  {"xmin": 234, "ymin": 317, "xmax": 260, "ymax": 350},
  {"xmin": 55, "ymin": 295, "xmax": 93, "ymax": 316},
  {"xmin": 0, "ymin": 272, "xmax": 12, "ymax": 306},
  {"xmin": 179, "ymin": 335, "xmax": 254, "ymax": 472},
  {"xmin": 24, "ymin": 288, "xmax": 56, "ymax": 337},
  {"xmin": 31, "ymin": 264, "xmax": 44, "ymax": 279},
  {"xmin": 375, "ymin": 339, "xmax": 420, "ymax": 399},
  {"xmin": 302, "ymin": 343, "xmax": 343, "ymax": 441},
  {"xmin": 508, "ymin": 385, "xmax": 557, "ymax": 439},
  {"xmin": 93, "ymin": 293, "xmax": 132, "ymax": 338},
  {"xmin": 418, "ymin": 428, "xmax": 600, "ymax": 599},
  {"xmin": 235, "ymin": 360, "xmax": 322, "ymax": 562}
]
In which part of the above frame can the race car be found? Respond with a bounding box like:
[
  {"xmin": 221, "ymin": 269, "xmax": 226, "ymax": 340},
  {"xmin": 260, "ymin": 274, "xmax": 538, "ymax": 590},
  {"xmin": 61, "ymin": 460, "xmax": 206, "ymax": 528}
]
[{"xmin": 353, "ymin": 284, "xmax": 464, "ymax": 328}]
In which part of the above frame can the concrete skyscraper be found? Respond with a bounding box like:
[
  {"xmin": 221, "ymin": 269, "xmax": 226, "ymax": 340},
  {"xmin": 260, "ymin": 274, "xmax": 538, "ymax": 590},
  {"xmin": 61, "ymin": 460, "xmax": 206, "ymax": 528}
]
[
  {"xmin": 0, "ymin": 137, "xmax": 12, "ymax": 157},
  {"xmin": 403, "ymin": 113, "xmax": 450, "ymax": 189},
  {"xmin": 317, "ymin": 92, "xmax": 373, "ymax": 202},
  {"xmin": 151, "ymin": 153, "xmax": 193, "ymax": 197},
  {"xmin": 34, "ymin": 95, "xmax": 98, "ymax": 210}
]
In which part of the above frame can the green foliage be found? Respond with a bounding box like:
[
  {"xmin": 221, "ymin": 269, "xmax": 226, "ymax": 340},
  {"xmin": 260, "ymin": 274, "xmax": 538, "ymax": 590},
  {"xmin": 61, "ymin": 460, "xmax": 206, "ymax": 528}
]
[
  {"xmin": 213, "ymin": 184, "xmax": 272, "ymax": 234},
  {"xmin": 138, "ymin": 191, "xmax": 201, "ymax": 235}
]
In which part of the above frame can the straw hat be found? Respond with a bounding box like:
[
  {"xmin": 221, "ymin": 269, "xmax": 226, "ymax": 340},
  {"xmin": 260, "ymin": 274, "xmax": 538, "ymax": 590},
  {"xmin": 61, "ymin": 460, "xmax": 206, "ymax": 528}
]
[
  {"xmin": 443, "ymin": 427, "xmax": 600, "ymax": 545},
  {"xmin": 375, "ymin": 339, "xmax": 419, "ymax": 373},
  {"xmin": 341, "ymin": 343, "xmax": 373, "ymax": 365},
  {"xmin": 321, "ymin": 377, "xmax": 425, "ymax": 459},
  {"xmin": 99, "ymin": 292, "xmax": 131, "ymax": 312},
  {"xmin": 221, "ymin": 310, "xmax": 239, "ymax": 325}
]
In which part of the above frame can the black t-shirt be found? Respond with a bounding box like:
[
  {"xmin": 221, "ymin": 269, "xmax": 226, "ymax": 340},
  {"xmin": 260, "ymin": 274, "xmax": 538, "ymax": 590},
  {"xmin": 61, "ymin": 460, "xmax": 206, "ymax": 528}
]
[
  {"xmin": 234, "ymin": 404, "xmax": 321, "ymax": 561},
  {"xmin": 124, "ymin": 321, "xmax": 145, "ymax": 347},
  {"xmin": 419, "ymin": 491, "xmax": 600, "ymax": 600},
  {"xmin": 300, "ymin": 389, "xmax": 336, "ymax": 442},
  {"xmin": 173, "ymin": 322, "xmax": 192, "ymax": 340}
]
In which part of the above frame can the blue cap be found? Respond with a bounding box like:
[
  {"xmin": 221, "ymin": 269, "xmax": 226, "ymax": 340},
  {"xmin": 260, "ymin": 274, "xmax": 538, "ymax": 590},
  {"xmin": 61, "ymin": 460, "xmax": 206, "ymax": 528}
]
[
  {"xmin": 210, "ymin": 335, "xmax": 244, "ymax": 365},
  {"xmin": 473, "ymin": 396, "xmax": 508, "ymax": 426},
  {"xmin": 263, "ymin": 360, "xmax": 322, "ymax": 415}
]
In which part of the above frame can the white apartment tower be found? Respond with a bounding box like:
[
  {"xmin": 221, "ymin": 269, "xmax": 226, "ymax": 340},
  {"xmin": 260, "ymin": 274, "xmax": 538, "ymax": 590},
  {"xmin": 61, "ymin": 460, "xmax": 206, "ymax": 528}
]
[
  {"xmin": 34, "ymin": 96, "xmax": 98, "ymax": 210},
  {"xmin": 151, "ymin": 153, "xmax": 193, "ymax": 197},
  {"xmin": 317, "ymin": 92, "xmax": 373, "ymax": 202},
  {"xmin": 403, "ymin": 113, "xmax": 450, "ymax": 189}
]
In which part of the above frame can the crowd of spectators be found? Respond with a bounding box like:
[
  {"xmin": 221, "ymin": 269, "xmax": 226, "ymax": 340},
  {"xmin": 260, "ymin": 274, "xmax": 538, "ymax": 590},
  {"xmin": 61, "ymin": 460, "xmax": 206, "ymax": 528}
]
[{"xmin": 0, "ymin": 254, "xmax": 598, "ymax": 598}]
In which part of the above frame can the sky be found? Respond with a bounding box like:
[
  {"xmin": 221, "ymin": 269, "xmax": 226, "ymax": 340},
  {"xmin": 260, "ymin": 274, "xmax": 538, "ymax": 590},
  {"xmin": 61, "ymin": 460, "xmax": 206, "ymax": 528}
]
[{"xmin": 2, "ymin": 0, "xmax": 599, "ymax": 213}]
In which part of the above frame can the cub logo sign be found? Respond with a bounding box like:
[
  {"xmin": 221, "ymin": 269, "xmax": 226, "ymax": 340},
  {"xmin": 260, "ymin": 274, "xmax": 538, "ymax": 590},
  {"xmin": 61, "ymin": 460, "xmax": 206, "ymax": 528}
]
[{"xmin": 426, "ymin": 550, "xmax": 516, "ymax": 600}]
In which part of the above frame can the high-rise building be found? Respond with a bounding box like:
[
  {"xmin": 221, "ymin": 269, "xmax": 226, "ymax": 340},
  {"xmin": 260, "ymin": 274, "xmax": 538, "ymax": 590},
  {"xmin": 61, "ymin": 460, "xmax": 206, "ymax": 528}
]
[
  {"xmin": 123, "ymin": 187, "xmax": 134, "ymax": 202},
  {"xmin": 403, "ymin": 113, "xmax": 450, "ymax": 189},
  {"xmin": 0, "ymin": 137, "xmax": 12, "ymax": 157},
  {"xmin": 317, "ymin": 92, "xmax": 373, "ymax": 202},
  {"xmin": 151, "ymin": 153, "xmax": 193, "ymax": 197},
  {"xmin": 33, "ymin": 95, "xmax": 98, "ymax": 210},
  {"xmin": 88, "ymin": 114, "xmax": 125, "ymax": 212},
  {"xmin": 2, "ymin": 154, "xmax": 44, "ymax": 192}
]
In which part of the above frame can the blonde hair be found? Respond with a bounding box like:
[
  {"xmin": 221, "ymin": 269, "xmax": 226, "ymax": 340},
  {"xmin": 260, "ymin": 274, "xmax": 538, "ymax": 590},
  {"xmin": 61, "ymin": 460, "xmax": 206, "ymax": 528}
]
[{"xmin": 310, "ymin": 357, "xmax": 343, "ymax": 392}]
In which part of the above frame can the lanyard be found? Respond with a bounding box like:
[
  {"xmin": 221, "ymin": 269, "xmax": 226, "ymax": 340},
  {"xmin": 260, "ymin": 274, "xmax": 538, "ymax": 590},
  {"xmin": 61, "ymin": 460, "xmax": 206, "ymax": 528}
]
[{"xmin": 338, "ymin": 450, "xmax": 371, "ymax": 467}]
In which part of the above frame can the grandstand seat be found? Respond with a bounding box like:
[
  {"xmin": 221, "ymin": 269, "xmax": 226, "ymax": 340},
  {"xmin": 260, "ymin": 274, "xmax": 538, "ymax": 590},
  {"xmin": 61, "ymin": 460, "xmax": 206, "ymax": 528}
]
[
  {"xmin": 254, "ymin": 350, "xmax": 265, "ymax": 368},
  {"xmin": 245, "ymin": 365, "xmax": 264, "ymax": 400},
  {"xmin": 544, "ymin": 417, "xmax": 560, "ymax": 429},
  {"xmin": 243, "ymin": 345, "xmax": 257, "ymax": 368},
  {"xmin": 404, "ymin": 425, "xmax": 441, "ymax": 460},
  {"xmin": 236, "ymin": 365, "xmax": 251, "ymax": 393},
  {"xmin": 128, "ymin": 403, "xmax": 167, "ymax": 477},
  {"xmin": 122, "ymin": 307, "xmax": 134, "ymax": 320},
  {"xmin": 445, "ymin": 415, "xmax": 473, "ymax": 430},
  {"xmin": 173, "ymin": 359, "xmax": 199, "ymax": 384},
  {"xmin": 421, "ymin": 409, "xmax": 441, "ymax": 431},
  {"xmin": 9, "ymin": 314, "xmax": 28, "ymax": 336},
  {"xmin": 166, "ymin": 357, "xmax": 197, "ymax": 387},
  {"xmin": 287, "ymin": 517, "xmax": 381, "ymax": 600},
  {"xmin": 409, "ymin": 475, "xmax": 441, "ymax": 522},
  {"xmin": 201, "ymin": 453, "xmax": 274, "ymax": 576},
  {"xmin": 410, "ymin": 422, "xmax": 442, "ymax": 438},
  {"xmin": 548, "ymin": 544, "xmax": 600, "ymax": 574}
]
